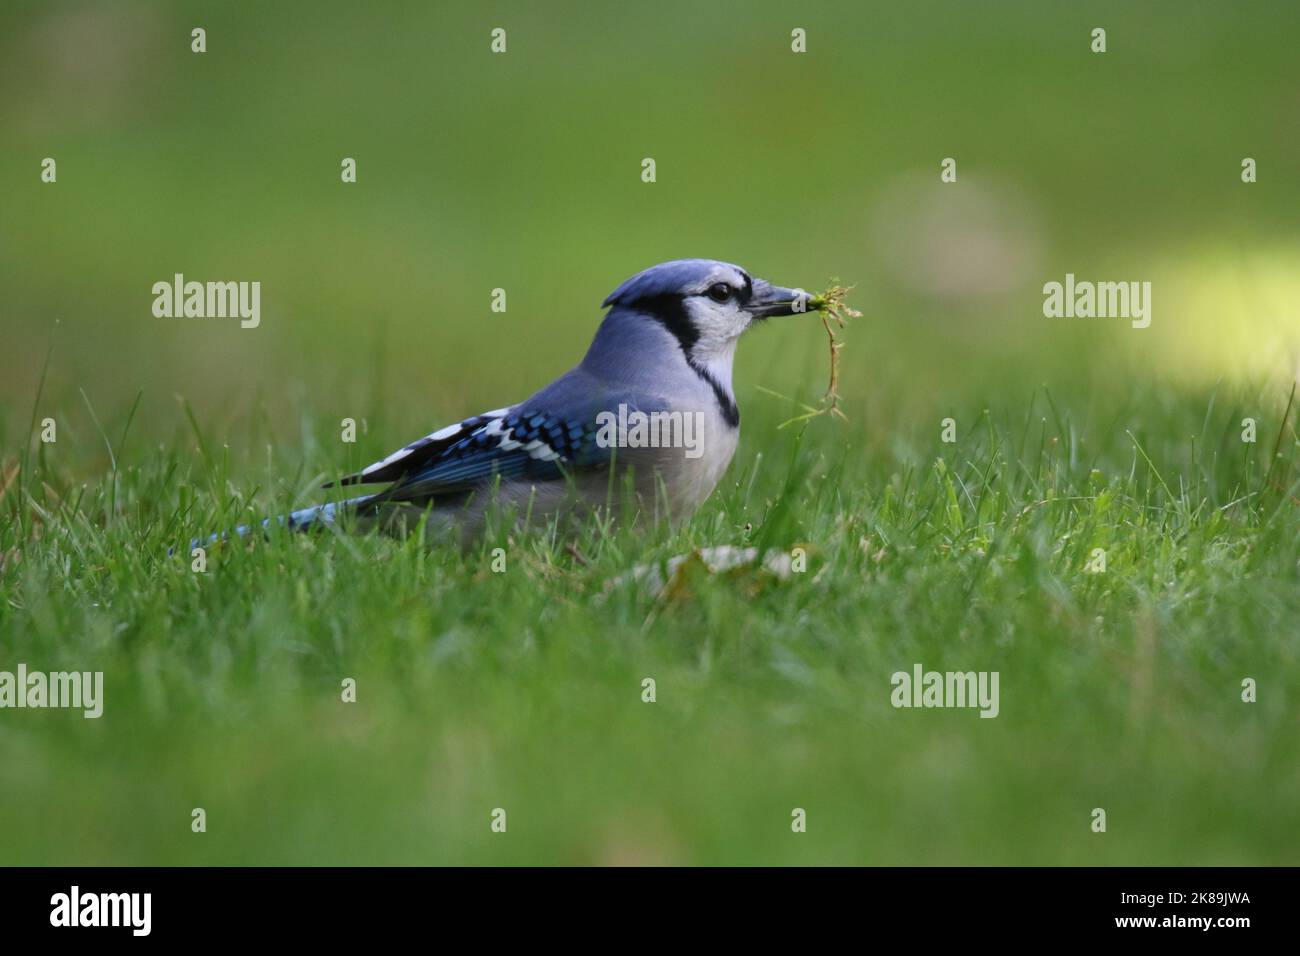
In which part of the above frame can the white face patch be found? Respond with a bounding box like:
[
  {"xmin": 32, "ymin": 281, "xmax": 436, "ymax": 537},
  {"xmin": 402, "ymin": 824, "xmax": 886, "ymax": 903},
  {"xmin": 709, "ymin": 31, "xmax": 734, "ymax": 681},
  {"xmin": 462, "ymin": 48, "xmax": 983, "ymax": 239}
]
[
  {"xmin": 682, "ymin": 294, "xmax": 750, "ymax": 357},
  {"xmin": 680, "ymin": 296, "xmax": 746, "ymax": 400},
  {"xmin": 679, "ymin": 266, "xmax": 753, "ymax": 389}
]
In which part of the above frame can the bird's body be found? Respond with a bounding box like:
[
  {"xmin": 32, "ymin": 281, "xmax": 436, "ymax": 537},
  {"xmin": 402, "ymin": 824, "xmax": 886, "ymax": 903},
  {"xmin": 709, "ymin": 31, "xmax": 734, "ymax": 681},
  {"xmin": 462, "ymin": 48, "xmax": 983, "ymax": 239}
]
[{"xmin": 209, "ymin": 259, "xmax": 807, "ymax": 547}]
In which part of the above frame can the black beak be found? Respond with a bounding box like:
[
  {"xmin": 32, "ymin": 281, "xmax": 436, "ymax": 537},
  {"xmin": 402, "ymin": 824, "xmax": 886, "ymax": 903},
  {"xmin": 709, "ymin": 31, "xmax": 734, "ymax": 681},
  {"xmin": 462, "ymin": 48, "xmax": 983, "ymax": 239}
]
[{"xmin": 748, "ymin": 278, "xmax": 811, "ymax": 320}]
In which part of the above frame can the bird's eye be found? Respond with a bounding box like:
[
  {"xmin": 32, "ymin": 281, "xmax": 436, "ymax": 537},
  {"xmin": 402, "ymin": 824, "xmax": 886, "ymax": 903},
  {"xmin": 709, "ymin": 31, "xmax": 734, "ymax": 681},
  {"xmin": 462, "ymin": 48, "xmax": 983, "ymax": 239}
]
[{"xmin": 707, "ymin": 282, "xmax": 732, "ymax": 303}]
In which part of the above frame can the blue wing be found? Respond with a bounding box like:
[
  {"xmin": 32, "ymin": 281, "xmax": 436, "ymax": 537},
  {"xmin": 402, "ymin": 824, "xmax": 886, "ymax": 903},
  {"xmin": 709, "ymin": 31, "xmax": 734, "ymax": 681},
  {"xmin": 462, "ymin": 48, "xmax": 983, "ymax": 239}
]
[
  {"xmin": 325, "ymin": 408, "xmax": 513, "ymax": 488},
  {"xmin": 381, "ymin": 404, "xmax": 611, "ymax": 502},
  {"xmin": 329, "ymin": 368, "xmax": 671, "ymax": 504}
]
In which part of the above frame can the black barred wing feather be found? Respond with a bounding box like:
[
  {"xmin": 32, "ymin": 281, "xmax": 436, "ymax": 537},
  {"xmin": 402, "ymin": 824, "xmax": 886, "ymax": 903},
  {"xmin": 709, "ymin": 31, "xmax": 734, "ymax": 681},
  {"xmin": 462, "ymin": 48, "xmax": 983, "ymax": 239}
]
[
  {"xmin": 325, "ymin": 409, "xmax": 511, "ymax": 489},
  {"xmin": 357, "ymin": 407, "xmax": 611, "ymax": 503}
]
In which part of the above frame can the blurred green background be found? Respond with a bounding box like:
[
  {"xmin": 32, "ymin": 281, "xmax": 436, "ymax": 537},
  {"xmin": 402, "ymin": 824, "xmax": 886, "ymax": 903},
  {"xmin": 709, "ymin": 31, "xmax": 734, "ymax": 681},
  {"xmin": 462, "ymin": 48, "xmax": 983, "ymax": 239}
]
[
  {"xmin": 1, "ymin": 1, "xmax": 1298, "ymax": 865},
  {"xmin": 3, "ymin": 0, "xmax": 1297, "ymax": 430}
]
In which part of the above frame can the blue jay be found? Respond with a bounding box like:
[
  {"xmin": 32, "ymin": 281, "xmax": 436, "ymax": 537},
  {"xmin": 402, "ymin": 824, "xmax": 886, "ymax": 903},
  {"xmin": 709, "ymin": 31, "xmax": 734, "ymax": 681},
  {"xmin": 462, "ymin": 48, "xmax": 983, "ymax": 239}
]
[{"xmin": 210, "ymin": 259, "xmax": 809, "ymax": 546}]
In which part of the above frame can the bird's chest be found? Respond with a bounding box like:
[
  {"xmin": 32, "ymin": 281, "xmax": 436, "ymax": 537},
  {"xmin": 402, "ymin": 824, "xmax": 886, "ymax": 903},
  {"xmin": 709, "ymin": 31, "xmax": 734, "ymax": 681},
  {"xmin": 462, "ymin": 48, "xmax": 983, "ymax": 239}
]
[{"xmin": 656, "ymin": 408, "xmax": 739, "ymax": 514}]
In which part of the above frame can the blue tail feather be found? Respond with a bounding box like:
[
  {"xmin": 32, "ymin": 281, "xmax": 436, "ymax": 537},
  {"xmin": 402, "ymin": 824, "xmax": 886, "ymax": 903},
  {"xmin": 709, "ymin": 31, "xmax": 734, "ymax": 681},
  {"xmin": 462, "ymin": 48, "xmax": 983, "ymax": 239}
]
[{"xmin": 186, "ymin": 494, "xmax": 377, "ymax": 552}]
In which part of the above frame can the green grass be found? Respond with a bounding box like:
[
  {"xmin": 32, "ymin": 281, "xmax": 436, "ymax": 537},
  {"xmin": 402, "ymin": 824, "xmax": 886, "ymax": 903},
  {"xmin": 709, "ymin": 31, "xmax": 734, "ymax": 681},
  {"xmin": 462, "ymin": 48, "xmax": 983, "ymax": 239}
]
[
  {"xmin": 2, "ymin": 378, "xmax": 1296, "ymax": 865},
  {"xmin": 2, "ymin": 0, "xmax": 1298, "ymax": 866}
]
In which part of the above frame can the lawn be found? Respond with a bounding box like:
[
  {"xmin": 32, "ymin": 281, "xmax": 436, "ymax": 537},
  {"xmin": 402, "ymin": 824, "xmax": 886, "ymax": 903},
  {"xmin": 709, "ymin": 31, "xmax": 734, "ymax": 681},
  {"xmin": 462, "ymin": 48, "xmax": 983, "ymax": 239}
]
[
  {"xmin": 2, "ymin": 373, "xmax": 1296, "ymax": 864},
  {"xmin": 1, "ymin": 0, "xmax": 1297, "ymax": 866}
]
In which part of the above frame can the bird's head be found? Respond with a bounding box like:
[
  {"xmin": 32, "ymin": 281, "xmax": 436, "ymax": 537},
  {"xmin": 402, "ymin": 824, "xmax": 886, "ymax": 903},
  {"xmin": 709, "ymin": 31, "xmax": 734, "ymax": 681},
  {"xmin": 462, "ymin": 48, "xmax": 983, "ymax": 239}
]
[{"xmin": 601, "ymin": 259, "xmax": 808, "ymax": 365}]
